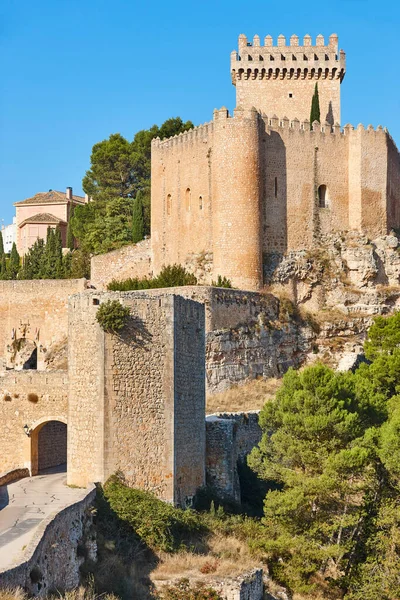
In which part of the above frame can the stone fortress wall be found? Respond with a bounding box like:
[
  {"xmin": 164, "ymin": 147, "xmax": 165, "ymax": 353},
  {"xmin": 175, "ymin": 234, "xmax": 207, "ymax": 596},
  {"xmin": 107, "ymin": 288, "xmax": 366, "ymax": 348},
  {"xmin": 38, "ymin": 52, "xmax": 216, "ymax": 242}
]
[{"xmin": 151, "ymin": 108, "xmax": 400, "ymax": 291}]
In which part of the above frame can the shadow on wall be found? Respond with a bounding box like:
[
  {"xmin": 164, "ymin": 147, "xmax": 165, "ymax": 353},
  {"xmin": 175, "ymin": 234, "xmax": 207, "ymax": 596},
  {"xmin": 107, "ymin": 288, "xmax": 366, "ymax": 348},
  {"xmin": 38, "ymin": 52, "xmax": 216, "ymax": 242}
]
[
  {"xmin": 263, "ymin": 125, "xmax": 288, "ymax": 281},
  {"xmin": 118, "ymin": 314, "xmax": 153, "ymax": 348},
  {"xmin": 326, "ymin": 101, "xmax": 334, "ymax": 126}
]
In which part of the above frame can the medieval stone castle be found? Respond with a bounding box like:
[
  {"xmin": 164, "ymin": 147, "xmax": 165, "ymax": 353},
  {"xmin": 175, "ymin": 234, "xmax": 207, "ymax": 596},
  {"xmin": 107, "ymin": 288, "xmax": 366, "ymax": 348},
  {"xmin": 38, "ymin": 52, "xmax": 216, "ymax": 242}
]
[
  {"xmin": 1, "ymin": 33, "xmax": 399, "ymax": 519},
  {"xmin": 151, "ymin": 33, "xmax": 400, "ymax": 290}
]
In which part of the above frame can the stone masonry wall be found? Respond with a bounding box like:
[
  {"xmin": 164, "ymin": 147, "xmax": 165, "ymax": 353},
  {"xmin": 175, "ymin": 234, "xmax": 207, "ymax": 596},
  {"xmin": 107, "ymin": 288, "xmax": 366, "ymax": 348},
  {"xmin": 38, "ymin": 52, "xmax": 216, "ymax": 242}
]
[
  {"xmin": 206, "ymin": 412, "xmax": 262, "ymax": 502},
  {"xmin": 0, "ymin": 371, "xmax": 68, "ymax": 473},
  {"xmin": 0, "ymin": 279, "xmax": 86, "ymax": 367},
  {"xmin": 68, "ymin": 291, "xmax": 205, "ymax": 505},
  {"xmin": 90, "ymin": 239, "xmax": 152, "ymax": 290},
  {"xmin": 0, "ymin": 486, "xmax": 96, "ymax": 596},
  {"xmin": 151, "ymin": 123, "xmax": 214, "ymax": 277}
]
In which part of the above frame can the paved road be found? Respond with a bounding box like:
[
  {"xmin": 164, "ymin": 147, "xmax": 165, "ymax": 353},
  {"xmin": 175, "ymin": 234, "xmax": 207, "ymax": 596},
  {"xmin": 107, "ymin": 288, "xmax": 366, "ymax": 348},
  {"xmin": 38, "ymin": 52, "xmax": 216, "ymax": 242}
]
[{"xmin": 0, "ymin": 467, "xmax": 85, "ymax": 571}]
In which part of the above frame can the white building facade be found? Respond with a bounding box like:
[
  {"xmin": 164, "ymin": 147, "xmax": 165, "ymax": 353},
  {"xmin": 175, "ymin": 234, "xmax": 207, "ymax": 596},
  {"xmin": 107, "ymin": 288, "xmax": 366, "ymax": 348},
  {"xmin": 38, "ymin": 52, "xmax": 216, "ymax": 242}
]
[{"xmin": 1, "ymin": 217, "xmax": 16, "ymax": 253}]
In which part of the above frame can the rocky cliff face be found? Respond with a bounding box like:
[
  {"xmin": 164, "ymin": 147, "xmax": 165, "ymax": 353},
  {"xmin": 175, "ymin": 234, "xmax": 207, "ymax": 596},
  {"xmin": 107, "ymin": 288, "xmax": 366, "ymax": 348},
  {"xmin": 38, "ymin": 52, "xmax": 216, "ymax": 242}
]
[{"xmin": 264, "ymin": 231, "xmax": 400, "ymax": 370}]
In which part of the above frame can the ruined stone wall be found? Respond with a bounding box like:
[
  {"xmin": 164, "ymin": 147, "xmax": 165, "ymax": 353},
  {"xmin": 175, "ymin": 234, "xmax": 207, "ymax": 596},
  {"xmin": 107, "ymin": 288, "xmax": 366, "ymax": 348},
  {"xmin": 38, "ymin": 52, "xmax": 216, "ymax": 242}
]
[
  {"xmin": 0, "ymin": 371, "xmax": 68, "ymax": 473},
  {"xmin": 0, "ymin": 486, "xmax": 96, "ymax": 596},
  {"xmin": 151, "ymin": 123, "xmax": 214, "ymax": 277},
  {"xmin": 0, "ymin": 279, "xmax": 86, "ymax": 366},
  {"xmin": 206, "ymin": 412, "xmax": 262, "ymax": 502},
  {"xmin": 90, "ymin": 239, "xmax": 152, "ymax": 290},
  {"xmin": 68, "ymin": 291, "xmax": 205, "ymax": 505}
]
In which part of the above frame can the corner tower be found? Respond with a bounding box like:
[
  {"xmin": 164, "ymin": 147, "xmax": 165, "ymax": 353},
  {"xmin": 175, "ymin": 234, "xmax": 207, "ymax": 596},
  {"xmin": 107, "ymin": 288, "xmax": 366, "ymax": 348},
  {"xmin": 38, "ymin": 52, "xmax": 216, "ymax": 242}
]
[{"xmin": 231, "ymin": 33, "xmax": 346, "ymax": 124}]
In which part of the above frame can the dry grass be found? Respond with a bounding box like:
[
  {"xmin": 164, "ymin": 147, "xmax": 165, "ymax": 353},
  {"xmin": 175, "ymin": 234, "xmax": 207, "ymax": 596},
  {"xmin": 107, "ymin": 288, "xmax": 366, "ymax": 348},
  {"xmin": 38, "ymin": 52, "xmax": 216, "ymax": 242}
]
[
  {"xmin": 151, "ymin": 532, "xmax": 260, "ymax": 584},
  {"xmin": 0, "ymin": 587, "xmax": 118, "ymax": 600},
  {"xmin": 206, "ymin": 377, "xmax": 282, "ymax": 414},
  {"xmin": 0, "ymin": 590, "xmax": 26, "ymax": 600}
]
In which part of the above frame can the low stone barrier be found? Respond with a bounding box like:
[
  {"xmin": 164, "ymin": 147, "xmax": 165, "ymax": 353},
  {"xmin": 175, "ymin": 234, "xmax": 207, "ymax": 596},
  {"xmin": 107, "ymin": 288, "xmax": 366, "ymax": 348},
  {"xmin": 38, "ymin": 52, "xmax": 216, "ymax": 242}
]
[
  {"xmin": 0, "ymin": 485, "xmax": 96, "ymax": 595},
  {"xmin": 0, "ymin": 468, "xmax": 30, "ymax": 487}
]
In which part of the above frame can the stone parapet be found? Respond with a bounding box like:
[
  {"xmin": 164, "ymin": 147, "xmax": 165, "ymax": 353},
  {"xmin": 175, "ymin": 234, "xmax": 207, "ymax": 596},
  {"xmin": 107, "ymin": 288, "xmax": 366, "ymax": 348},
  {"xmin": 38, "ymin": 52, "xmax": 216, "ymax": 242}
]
[{"xmin": 0, "ymin": 485, "xmax": 96, "ymax": 595}]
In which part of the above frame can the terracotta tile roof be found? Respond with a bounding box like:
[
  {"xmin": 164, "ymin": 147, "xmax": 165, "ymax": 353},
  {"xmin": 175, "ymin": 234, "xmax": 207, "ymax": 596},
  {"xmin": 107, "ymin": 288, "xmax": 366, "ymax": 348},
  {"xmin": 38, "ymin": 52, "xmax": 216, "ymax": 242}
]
[
  {"xmin": 19, "ymin": 213, "xmax": 67, "ymax": 228},
  {"xmin": 14, "ymin": 190, "xmax": 85, "ymax": 206}
]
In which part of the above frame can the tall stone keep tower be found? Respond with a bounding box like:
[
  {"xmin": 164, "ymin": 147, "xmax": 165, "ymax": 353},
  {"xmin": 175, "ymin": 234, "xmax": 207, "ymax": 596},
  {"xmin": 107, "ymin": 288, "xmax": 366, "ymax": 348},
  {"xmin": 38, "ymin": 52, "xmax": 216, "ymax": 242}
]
[{"xmin": 231, "ymin": 33, "xmax": 346, "ymax": 124}]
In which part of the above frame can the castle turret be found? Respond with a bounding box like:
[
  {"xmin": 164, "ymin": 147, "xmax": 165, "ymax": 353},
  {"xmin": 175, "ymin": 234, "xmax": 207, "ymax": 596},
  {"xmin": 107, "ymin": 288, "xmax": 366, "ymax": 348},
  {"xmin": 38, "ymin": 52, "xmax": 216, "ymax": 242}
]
[
  {"xmin": 231, "ymin": 33, "xmax": 346, "ymax": 124},
  {"xmin": 211, "ymin": 107, "xmax": 263, "ymax": 290}
]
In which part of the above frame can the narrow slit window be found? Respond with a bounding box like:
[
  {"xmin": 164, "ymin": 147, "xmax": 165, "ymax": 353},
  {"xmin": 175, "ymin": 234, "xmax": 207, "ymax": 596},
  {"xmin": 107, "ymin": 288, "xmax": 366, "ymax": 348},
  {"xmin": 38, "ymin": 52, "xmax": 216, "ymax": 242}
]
[
  {"xmin": 199, "ymin": 195, "xmax": 203, "ymax": 210},
  {"xmin": 274, "ymin": 177, "xmax": 278, "ymax": 198},
  {"xmin": 167, "ymin": 194, "xmax": 172, "ymax": 216},
  {"xmin": 318, "ymin": 185, "xmax": 329, "ymax": 208},
  {"xmin": 185, "ymin": 188, "xmax": 191, "ymax": 212}
]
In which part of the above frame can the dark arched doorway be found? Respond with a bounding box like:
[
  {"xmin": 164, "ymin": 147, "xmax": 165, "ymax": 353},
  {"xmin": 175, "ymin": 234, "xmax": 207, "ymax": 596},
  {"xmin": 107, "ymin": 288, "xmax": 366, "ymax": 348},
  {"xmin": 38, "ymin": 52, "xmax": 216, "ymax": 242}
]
[{"xmin": 31, "ymin": 420, "xmax": 67, "ymax": 475}]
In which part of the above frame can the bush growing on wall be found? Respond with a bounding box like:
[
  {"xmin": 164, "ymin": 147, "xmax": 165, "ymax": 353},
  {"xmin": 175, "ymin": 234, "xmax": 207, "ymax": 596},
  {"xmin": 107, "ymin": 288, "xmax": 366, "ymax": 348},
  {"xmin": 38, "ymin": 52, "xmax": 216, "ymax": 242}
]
[
  {"xmin": 107, "ymin": 264, "xmax": 197, "ymax": 291},
  {"xmin": 96, "ymin": 300, "xmax": 130, "ymax": 333}
]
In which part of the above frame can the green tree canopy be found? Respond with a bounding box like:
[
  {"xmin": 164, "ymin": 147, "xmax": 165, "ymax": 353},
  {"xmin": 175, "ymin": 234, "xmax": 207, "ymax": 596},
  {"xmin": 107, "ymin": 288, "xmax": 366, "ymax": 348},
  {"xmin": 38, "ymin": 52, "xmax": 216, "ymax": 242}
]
[{"xmin": 74, "ymin": 117, "xmax": 194, "ymax": 254}]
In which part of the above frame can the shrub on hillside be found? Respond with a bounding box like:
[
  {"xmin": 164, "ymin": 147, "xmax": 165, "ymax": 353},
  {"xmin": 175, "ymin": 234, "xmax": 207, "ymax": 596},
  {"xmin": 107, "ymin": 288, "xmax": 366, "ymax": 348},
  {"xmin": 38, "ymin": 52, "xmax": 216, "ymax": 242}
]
[
  {"xmin": 96, "ymin": 301, "xmax": 130, "ymax": 333},
  {"xmin": 103, "ymin": 475, "xmax": 205, "ymax": 552},
  {"xmin": 107, "ymin": 264, "xmax": 197, "ymax": 291}
]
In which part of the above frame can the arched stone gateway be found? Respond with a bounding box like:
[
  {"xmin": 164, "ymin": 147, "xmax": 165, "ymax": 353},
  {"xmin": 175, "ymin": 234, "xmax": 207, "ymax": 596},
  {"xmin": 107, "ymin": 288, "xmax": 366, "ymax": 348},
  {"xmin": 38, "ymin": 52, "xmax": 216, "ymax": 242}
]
[{"xmin": 30, "ymin": 416, "xmax": 67, "ymax": 476}]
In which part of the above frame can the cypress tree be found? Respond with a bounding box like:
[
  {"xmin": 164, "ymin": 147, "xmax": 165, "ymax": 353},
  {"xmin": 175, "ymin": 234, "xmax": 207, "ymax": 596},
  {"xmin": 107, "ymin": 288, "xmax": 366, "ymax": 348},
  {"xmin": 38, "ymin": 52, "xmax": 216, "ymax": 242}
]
[
  {"xmin": 132, "ymin": 192, "xmax": 144, "ymax": 244},
  {"xmin": 8, "ymin": 242, "xmax": 20, "ymax": 279},
  {"xmin": 0, "ymin": 230, "xmax": 4, "ymax": 257},
  {"xmin": 54, "ymin": 227, "xmax": 64, "ymax": 278},
  {"xmin": 310, "ymin": 83, "xmax": 321, "ymax": 129},
  {"xmin": 67, "ymin": 203, "xmax": 75, "ymax": 250},
  {"xmin": 0, "ymin": 254, "xmax": 6, "ymax": 279}
]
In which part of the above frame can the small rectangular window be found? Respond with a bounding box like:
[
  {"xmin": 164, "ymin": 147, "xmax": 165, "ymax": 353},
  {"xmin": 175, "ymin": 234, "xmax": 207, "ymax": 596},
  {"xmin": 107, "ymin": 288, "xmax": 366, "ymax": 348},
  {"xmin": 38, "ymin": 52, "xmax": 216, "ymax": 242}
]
[{"xmin": 289, "ymin": 93, "xmax": 293, "ymax": 98}]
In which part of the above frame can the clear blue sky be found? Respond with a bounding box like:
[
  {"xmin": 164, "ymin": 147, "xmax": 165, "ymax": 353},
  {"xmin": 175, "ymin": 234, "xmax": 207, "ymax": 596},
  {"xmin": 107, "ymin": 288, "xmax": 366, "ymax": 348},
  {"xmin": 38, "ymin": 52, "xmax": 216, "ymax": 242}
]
[{"xmin": 1, "ymin": 0, "xmax": 399, "ymax": 225}]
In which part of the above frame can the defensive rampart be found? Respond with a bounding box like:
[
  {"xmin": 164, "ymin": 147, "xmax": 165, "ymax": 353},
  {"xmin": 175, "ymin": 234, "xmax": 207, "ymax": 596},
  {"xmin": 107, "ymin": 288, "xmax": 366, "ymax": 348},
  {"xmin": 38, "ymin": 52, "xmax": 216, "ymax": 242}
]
[{"xmin": 151, "ymin": 106, "xmax": 400, "ymax": 290}]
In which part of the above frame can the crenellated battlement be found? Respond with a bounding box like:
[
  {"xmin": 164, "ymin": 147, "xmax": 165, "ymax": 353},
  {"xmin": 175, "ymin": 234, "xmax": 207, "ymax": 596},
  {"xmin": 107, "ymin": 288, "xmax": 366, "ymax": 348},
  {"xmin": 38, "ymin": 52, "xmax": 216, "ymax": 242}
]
[
  {"xmin": 152, "ymin": 120, "xmax": 214, "ymax": 150},
  {"xmin": 231, "ymin": 33, "xmax": 345, "ymax": 84},
  {"xmin": 263, "ymin": 114, "xmax": 388, "ymax": 136}
]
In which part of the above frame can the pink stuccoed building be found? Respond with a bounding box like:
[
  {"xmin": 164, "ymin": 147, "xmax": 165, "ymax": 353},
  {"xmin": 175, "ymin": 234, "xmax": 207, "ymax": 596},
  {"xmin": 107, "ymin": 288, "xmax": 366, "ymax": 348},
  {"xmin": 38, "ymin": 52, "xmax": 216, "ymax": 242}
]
[{"xmin": 14, "ymin": 187, "xmax": 87, "ymax": 255}]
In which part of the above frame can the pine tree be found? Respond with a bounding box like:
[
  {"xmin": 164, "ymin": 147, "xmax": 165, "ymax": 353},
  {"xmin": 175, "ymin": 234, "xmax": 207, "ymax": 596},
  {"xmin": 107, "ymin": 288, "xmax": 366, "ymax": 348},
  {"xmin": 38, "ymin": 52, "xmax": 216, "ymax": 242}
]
[
  {"xmin": 132, "ymin": 192, "xmax": 144, "ymax": 244},
  {"xmin": 310, "ymin": 83, "xmax": 321, "ymax": 129},
  {"xmin": 8, "ymin": 242, "xmax": 20, "ymax": 279}
]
